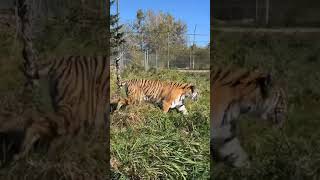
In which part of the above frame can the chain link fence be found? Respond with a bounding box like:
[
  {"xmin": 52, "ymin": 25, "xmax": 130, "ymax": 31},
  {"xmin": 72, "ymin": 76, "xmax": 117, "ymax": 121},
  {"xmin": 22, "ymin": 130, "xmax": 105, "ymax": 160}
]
[{"xmin": 111, "ymin": 47, "xmax": 210, "ymax": 71}]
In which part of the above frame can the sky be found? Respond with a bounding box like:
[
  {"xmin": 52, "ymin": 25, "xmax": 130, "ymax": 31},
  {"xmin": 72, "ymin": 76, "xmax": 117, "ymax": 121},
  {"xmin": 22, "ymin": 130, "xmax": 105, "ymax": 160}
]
[{"xmin": 111, "ymin": 0, "xmax": 210, "ymax": 47}]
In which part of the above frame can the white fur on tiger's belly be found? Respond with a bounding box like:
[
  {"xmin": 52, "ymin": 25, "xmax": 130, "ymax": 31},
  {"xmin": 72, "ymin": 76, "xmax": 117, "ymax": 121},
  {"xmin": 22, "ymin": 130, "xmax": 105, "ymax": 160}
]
[{"xmin": 170, "ymin": 95, "xmax": 188, "ymax": 115}]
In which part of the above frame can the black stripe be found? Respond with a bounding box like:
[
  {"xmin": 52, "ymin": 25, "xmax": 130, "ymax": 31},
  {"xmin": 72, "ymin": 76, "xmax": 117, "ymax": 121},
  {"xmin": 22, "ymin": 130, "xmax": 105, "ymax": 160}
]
[
  {"xmin": 55, "ymin": 58, "xmax": 76, "ymax": 104},
  {"xmin": 79, "ymin": 57, "xmax": 86, "ymax": 99},
  {"xmin": 52, "ymin": 57, "xmax": 71, "ymax": 82},
  {"xmin": 97, "ymin": 56, "xmax": 107, "ymax": 84},
  {"xmin": 68, "ymin": 57, "xmax": 83, "ymax": 101},
  {"xmin": 54, "ymin": 56, "xmax": 68, "ymax": 72}
]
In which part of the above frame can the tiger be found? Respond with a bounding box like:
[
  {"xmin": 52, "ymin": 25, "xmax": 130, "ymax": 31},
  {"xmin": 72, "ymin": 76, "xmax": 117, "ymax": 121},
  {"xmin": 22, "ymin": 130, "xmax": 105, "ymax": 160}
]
[
  {"xmin": 15, "ymin": 55, "xmax": 109, "ymax": 160},
  {"xmin": 210, "ymin": 66, "xmax": 287, "ymax": 168},
  {"xmin": 115, "ymin": 79, "xmax": 198, "ymax": 115}
]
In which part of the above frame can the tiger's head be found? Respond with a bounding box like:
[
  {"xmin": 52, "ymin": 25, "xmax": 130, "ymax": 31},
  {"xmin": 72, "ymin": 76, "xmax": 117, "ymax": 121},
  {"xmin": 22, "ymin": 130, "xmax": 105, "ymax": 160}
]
[
  {"xmin": 211, "ymin": 67, "xmax": 287, "ymax": 128},
  {"xmin": 184, "ymin": 84, "xmax": 198, "ymax": 101},
  {"xmin": 237, "ymin": 73, "xmax": 287, "ymax": 128}
]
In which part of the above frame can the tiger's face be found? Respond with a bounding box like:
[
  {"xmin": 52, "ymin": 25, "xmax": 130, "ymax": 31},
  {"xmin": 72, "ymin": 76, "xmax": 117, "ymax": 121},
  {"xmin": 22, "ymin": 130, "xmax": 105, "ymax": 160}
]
[
  {"xmin": 211, "ymin": 67, "xmax": 287, "ymax": 168},
  {"xmin": 259, "ymin": 87, "xmax": 287, "ymax": 128},
  {"xmin": 239, "ymin": 76, "xmax": 287, "ymax": 128},
  {"xmin": 185, "ymin": 85, "xmax": 198, "ymax": 101}
]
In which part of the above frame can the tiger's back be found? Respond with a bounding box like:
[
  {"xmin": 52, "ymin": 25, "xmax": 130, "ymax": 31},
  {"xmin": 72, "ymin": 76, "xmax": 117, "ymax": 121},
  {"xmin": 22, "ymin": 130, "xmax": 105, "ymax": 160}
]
[
  {"xmin": 122, "ymin": 79, "xmax": 187, "ymax": 102},
  {"xmin": 117, "ymin": 79, "xmax": 198, "ymax": 114}
]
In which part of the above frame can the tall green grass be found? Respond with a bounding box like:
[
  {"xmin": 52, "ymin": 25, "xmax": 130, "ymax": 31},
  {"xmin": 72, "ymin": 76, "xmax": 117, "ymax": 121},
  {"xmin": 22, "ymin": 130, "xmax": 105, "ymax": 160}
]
[{"xmin": 211, "ymin": 32, "xmax": 320, "ymax": 179}]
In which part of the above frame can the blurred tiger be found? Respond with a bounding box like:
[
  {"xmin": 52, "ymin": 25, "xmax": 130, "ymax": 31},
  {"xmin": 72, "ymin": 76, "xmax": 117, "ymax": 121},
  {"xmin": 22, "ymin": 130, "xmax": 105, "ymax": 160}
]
[
  {"xmin": 115, "ymin": 79, "xmax": 198, "ymax": 115},
  {"xmin": 16, "ymin": 55, "xmax": 109, "ymax": 159},
  {"xmin": 210, "ymin": 66, "xmax": 287, "ymax": 168}
]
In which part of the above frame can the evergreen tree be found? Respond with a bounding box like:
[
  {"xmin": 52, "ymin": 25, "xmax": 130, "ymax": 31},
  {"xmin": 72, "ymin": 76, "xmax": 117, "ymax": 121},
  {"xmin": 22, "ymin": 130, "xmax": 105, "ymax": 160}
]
[{"xmin": 110, "ymin": 0, "xmax": 125, "ymax": 56}]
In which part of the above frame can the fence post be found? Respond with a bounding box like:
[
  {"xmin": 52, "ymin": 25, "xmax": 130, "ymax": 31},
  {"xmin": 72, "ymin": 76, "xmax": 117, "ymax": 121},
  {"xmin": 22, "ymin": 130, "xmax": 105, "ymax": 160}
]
[
  {"xmin": 255, "ymin": 0, "xmax": 258, "ymax": 25},
  {"xmin": 265, "ymin": 0, "xmax": 269, "ymax": 25},
  {"xmin": 144, "ymin": 50, "xmax": 146, "ymax": 71},
  {"xmin": 193, "ymin": 55, "xmax": 195, "ymax": 69},
  {"xmin": 155, "ymin": 50, "xmax": 158, "ymax": 70},
  {"xmin": 144, "ymin": 50, "xmax": 145, "ymax": 70},
  {"xmin": 146, "ymin": 49, "xmax": 149, "ymax": 71}
]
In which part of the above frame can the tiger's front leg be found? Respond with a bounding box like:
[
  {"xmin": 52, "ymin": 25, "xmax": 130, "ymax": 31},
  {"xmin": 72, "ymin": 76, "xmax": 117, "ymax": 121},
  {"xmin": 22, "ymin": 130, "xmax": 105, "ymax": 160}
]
[
  {"xmin": 177, "ymin": 105, "xmax": 188, "ymax": 115},
  {"xmin": 164, "ymin": 95, "xmax": 188, "ymax": 115},
  {"xmin": 116, "ymin": 98, "xmax": 129, "ymax": 110},
  {"xmin": 162, "ymin": 101, "xmax": 171, "ymax": 113},
  {"xmin": 212, "ymin": 124, "xmax": 250, "ymax": 168}
]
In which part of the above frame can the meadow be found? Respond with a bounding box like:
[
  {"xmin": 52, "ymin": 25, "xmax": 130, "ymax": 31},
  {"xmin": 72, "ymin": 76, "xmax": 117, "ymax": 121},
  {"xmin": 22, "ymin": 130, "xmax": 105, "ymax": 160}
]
[
  {"xmin": 110, "ymin": 67, "xmax": 210, "ymax": 179},
  {"xmin": 211, "ymin": 31, "xmax": 320, "ymax": 180}
]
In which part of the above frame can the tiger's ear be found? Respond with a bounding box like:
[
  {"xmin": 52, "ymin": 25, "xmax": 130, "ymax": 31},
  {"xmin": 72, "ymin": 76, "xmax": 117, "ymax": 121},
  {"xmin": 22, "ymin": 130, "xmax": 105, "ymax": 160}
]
[
  {"xmin": 189, "ymin": 85, "xmax": 196, "ymax": 92},
  {"xmin": 258, "ymin": 73, "xmax": 272, "ymax": 98}
]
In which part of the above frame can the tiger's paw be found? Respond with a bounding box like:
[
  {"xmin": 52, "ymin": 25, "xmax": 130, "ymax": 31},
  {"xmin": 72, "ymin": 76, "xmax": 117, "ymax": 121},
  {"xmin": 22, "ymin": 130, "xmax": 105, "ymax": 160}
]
[{"xmin": 232, "ymin": 159, "xmax": 251, "ymax": 169}]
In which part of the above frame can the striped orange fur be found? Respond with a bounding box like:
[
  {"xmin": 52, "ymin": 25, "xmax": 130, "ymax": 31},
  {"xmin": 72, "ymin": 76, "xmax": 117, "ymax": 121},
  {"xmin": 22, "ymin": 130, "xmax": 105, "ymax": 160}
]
[
  {"xmin": 210, "ymin": 66, "xmax": 287, "ymax": 167},
  {"xmin": 16, "ymin": 55, "xmax": 109, "ymax": 159},
  {"xmin": 116, "ymin": 79, "xmax": 198, "ymax": 115}
]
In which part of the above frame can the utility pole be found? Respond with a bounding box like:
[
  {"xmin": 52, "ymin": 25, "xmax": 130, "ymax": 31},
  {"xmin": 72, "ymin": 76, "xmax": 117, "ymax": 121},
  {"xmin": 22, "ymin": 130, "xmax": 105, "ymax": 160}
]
[
  {"xmin": 189, "ymin": 36, "xmax": 192, "ymax": 69},
  {"xmin": 167, "ymin": 32, "xmax": 170, "ymax": 69},
  {"xmin": 192, "ymin": 25, "xmax": 197, "ymax": 69}
]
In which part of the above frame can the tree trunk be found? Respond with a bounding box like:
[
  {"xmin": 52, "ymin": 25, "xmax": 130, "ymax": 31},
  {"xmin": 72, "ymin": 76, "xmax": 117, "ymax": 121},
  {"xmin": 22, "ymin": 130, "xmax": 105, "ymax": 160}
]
[{"xmin": 17, "ymin": 0, "xmax": 38, "ymax": 98}]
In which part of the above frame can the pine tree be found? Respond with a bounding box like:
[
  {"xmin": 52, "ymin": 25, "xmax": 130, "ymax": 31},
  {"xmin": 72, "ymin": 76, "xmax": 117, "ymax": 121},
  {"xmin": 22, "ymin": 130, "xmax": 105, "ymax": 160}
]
[{"xmin": 110, "ymin": 0, "xmax": 125, "ymax": 56}]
